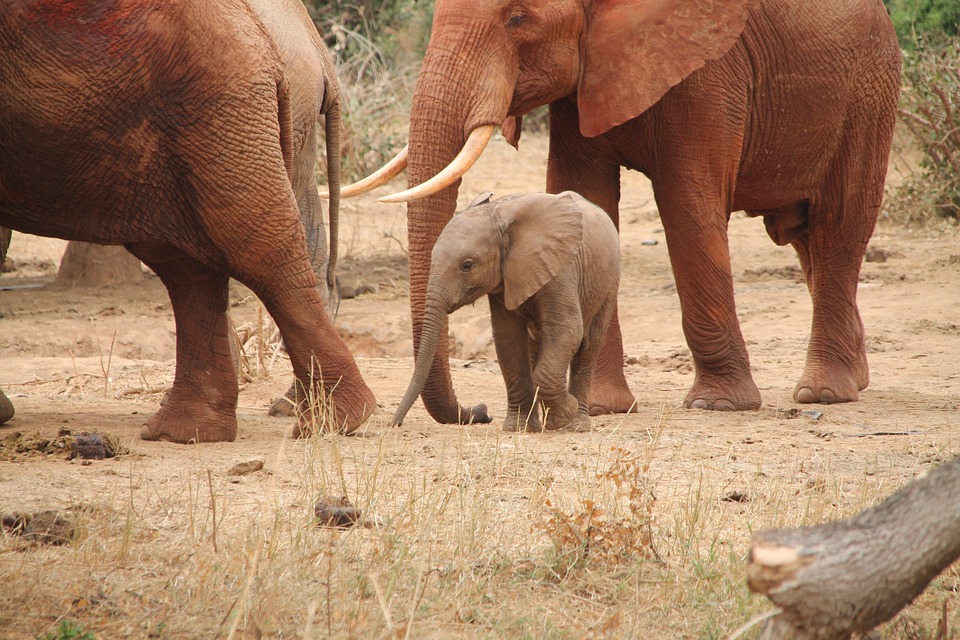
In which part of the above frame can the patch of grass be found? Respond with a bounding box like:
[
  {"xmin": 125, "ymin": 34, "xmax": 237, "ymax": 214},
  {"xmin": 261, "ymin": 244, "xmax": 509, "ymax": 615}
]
[{"xmin": 43, "ymin": 620, "xmax": 96, "ymax": 640}]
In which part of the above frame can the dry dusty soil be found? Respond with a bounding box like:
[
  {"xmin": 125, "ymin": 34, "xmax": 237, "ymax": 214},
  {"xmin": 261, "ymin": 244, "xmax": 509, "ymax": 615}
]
[{"xmin": 0, "ymin": 135, "xmax": 958, "ymax": 639}]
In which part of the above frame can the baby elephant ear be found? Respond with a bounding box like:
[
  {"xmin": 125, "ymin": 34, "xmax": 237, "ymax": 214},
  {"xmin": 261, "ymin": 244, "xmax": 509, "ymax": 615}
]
[{"xmin": 501, "ymin": 192, "xmax": 585, "ymax": 310}]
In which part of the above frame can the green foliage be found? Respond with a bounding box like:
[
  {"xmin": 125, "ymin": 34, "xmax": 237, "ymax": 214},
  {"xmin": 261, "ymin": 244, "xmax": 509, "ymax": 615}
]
[
  {"xmin": 889, "ymin": 37, "xmax": 960, "ymax": 223},
  {"xmin": 884, "ymin": 0, "xmax": 959, "ymax": 49},
  {"xmin": 43, "ymin": 620, "xmax": 96, "ymax": 640}
]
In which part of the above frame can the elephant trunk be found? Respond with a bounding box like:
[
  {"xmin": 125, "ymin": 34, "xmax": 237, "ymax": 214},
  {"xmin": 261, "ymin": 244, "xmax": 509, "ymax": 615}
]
[
  {"xmin": 392, "ymin": 300, "xmax": 449, "ymax": 426},
  {"xmin": 403, "ymin": 39, "xmax": 512, "ymax": 425}
]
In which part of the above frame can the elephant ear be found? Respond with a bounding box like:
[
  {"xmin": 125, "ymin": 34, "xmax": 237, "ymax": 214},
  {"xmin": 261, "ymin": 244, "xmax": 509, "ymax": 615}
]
[
  {"xmin": 578, "ymin": 0, "xmax": 757, "ymax": 138},
  {"xmin": 500, "ymin": 192, "xmax": 584, "ymax": 311}
]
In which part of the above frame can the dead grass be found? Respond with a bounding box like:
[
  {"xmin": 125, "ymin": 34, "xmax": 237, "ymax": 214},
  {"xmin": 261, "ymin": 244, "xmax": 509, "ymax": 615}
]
[{"xmin": 1, "ymin": 390, "xmax": 956, "ymax": 639}]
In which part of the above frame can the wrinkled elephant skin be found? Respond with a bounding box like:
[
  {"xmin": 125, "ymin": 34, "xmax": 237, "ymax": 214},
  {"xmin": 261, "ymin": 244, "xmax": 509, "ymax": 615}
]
[
  {"xmin": 0, "ymin": 0, "xmax": 375, "ymax": 442},
  {"xmin": 398, "ymin": 0, "xmax": 901, "ymax": 421}
]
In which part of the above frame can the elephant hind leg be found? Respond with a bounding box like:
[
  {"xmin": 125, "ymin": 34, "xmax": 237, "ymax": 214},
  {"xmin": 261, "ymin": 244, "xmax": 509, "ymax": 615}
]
[
  {"xmin": 791, "ymin": 160, "xmax": 887, "ymax": 404},
  {"xmin": 132, "ymin": 247, "xmax": 238, "ymax": 443},
  {"xmin": 791, "ymin": 210, "xmax": 872, "ymax": 405}
]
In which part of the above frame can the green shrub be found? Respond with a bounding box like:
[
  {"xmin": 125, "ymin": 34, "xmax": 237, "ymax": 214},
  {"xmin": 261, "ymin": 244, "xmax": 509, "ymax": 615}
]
[
  {"xmin": 884, "ymin": 0, "xmax": 959, "ymax": 49},
  {"xmin": 305, "ymin": 1, "xmax": 434, "ymax": 181},
  {"xmin": 890, "ymin": 37, "xmax": 960, "ymax": 223}
]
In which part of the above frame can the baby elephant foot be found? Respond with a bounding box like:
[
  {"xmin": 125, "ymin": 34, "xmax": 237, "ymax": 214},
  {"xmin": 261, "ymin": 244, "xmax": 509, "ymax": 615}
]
[
  {"xmin": 543, "ymin": 395, "xmax": 583, "ymax": 431},
  {"xmin": 502, "ymin": 406, "xmax": 542, "ymax": 433}
]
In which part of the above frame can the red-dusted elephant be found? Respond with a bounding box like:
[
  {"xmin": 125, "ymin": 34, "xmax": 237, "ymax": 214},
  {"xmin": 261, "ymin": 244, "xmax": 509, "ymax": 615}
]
[
  {"xmin": 0, "ymin": 0, "xmax": 375, "ymax": 441},
  {"xmin": 353, "ymin": 0, "xmax": 901, "ymax": 423}
]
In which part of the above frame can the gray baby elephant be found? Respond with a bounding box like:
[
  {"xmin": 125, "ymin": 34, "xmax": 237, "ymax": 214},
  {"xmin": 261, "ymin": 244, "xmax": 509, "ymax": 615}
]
[{"xmin": 393, "ymin": 191, "xmax": 620, "ymax": 432}]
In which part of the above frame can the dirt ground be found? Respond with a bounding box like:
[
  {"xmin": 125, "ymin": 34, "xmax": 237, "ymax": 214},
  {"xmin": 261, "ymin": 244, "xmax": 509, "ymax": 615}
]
[{"xmin": 0, "ymin": 134, "xmax": 958, "ymax": 638}]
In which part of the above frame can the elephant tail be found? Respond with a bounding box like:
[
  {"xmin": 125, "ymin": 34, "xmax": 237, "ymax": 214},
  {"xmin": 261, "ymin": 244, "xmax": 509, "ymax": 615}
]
[
  {"xmin": 323, "ymin": 97, "xmax": 341, "ymax": 297},
  {"xmin": 275, "ymin": 76, "xmax": 296, "ymax": 182}
]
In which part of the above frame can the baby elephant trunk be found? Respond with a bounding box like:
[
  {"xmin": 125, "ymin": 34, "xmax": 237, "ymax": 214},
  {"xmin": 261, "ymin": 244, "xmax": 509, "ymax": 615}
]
[{"xmin": 392, "ymin": 303, "xmax": 447, "ymax": 425}]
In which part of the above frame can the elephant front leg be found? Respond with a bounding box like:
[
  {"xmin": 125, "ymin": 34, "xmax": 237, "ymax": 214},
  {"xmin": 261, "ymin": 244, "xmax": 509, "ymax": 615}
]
[
  {"xmin": 659, "ymin": 200, "xmax": 762, "ymax": 412},
  {"xmin": 533, "ymin": 315, "xmax": 588, "ymax": 432},
  {"xmin": 134, "ymin": 250, "xmax": 239, "ymax": 443},
  {"xmin": 490, "ymin": 296, "xmax": 541, "ymax": 432}
]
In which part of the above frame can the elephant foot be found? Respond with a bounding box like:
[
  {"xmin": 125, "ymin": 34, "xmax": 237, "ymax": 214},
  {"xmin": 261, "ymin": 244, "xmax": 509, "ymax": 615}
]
[
  {"xmin": 292, "ymin": 380, "xmax": 377, "ymax": 437},
  {"xmin": 794, "ymin": 354, "xmax": 867, "ymax": 405},
  {"xmin": 545, "ymin": 412, "xmax": 592, "ymax": 433},
  {"xmin": 140, "ymin": 398, "xmax": 238, "ymax": 443},
  {"xmin": 684, "ymin": 376, "xmax": 762, "ymax": 411},
  {"xmin": 0, "ymin": 390, "xmax": 14, "ymax": 425},
  {"xmin": 502, "ymin": 406, "xmax": 542, "ymax": 433},
  {"xmin": 267, "ymin": 383, "xmax": 299, "ymax": 418},
  {"xmin": 543, "ymin": 395, "xmax": 582, "ymax": 431},
  {"xmin": 794, "ymin": 373, "xmax": 862, "ymax": 405},
  {"xmin": 588, "ymin": 381, "xmax": 638, "ymax": 416}
]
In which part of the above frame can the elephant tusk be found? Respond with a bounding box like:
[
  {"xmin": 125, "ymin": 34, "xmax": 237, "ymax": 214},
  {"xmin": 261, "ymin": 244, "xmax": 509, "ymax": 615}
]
[
  {"xmin": 319, "ymin": 145, "xmax": 408, "ymax": 199},
  {"xmin": 378, "ymin": 125, "xmax": 495, "ymax": 204}
]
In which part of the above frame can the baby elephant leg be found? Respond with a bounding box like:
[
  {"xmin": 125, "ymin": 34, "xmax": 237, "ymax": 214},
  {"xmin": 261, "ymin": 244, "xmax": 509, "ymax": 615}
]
[
  {"xmin": 490, "ymin": 297, "xmax": 541, "ymax": 432},
  {"xmin": 534, "ymin": 318, "xmax": 587, "ymax": 432}
]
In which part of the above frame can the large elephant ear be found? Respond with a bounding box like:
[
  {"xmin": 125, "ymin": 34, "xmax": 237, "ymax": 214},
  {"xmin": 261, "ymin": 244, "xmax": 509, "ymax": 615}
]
[
  {"xmin": 500, "ymin": 192, "xmax": 584, "ymax": 311},
  {"xmin": 578, "ymin": 0, "xmax": 757, "ymax": 138}
]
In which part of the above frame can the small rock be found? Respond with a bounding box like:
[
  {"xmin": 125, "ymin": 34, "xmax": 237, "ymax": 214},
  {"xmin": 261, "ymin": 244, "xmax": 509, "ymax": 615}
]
[
  {"xmin": 227, "ymin": 460, "xmax": 264, "ymax": 476},
  {"xmin": 314, "ymin": 496, "xmax": 361, "ymax": 529},
  {"xmin": 720, "ymin": 491, "xmax": 750, "ymax": 503},
  {"xmin": 9, "ymin": 510, "xmax": 75, "ymax": 545}
]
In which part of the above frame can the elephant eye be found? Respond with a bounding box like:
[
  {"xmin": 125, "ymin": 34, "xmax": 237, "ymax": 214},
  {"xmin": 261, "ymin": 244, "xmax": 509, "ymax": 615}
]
[
  {"xmin": 507, "ymin": 13, "xmax": 526, "ymax": 28},
  {"xmin": 461, "ymin": 259, "xmax": 474, "ymax": 272}
]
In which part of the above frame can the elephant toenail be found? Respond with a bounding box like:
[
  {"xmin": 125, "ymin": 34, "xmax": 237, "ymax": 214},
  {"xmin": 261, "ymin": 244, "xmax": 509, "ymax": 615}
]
[
  {"xmin": 795, "ymin": 387, "xmax": 815, "ymax": 404},
  {"xmin": 689, "ymin": 399, "xmax": 708, "ymax": 410},
  {"xmin": 820, "ymin": 389, "xmax": 837, "ymax": 403}
]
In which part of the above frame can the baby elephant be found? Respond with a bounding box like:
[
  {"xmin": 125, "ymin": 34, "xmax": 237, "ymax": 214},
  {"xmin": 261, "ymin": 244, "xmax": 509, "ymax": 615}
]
[{"xmin": 393, "ymin": 191, "xmax": 620, "ymax": 432}]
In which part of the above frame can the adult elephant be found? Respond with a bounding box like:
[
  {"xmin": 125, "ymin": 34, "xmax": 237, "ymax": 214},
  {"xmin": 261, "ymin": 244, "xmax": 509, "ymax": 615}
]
[
  {"xmin": 0, "ymin": 0, "xmax": 375, "ymax": 441},
  {"xmin": 359, "ymin": 0, "xmax": 901, "ymax": 422}
]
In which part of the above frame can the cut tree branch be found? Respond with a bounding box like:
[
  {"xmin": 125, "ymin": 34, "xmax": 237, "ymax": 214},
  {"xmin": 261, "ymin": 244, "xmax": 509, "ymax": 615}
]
[{"xmin": 747, "ymin": 455, "xmax": 960, "ymax": 639}]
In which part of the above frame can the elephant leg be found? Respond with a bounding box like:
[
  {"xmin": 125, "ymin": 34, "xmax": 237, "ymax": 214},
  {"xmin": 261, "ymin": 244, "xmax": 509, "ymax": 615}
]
[
  {"xmin": 658, "ymin": 202, "xmax": 761, "ymax": 411},
  {"xmin": 568, "ymin": 305, "xmax": 615, "ymax": 430},
  {"xmin": 790, "ymin": 121, "xmax": 887, "ymax": 403},
  {"xmin": 532, "ymin": 306, "xmax": 586, "ymax": 432},
  {"xmin": 489, "ymin": 295, "xmax": 541, "ymax": 432},
  {"xmin": 0, "ymin": 388, "xmax": 13, "ymax": 425},
  {"xmin": 224, "ymin": 235, "xmax": 375, "ymax": 437},
  {"xmin": 268, "ymin": 122, "xmax": 334, "ymax": 420},
  {"xmin": 546, "ymin": 100, "xmax": 636, "ymax": 416},
  {"xmin": 132, "ymin": 248, "xmax": 239, "ymax": 443}
]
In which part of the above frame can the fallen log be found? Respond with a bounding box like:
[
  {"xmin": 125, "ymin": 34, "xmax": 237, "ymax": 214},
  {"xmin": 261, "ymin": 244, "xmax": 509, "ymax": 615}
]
[{"xmin": 747, "ymin": 455, "xmax": 960, "ymax": 639}]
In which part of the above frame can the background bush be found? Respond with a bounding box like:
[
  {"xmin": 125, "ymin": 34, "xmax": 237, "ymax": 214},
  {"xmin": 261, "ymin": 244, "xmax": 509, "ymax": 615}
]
[
  {"xmin": 304, "ymin": 1, "xmax": 434, "ymax": 181},
  {"xmin": 882, "ymin": 1, "xmax": 959, "ymax": 223}
]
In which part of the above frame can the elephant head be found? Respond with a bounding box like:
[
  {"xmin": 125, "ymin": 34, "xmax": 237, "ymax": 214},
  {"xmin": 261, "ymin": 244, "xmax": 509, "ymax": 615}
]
[
  {"xmin": 392, "ymin": 192, "xmax": 585, "ymax": 426},
  {"xmin": 358, "ymin": 0, "xmax": 756, "ymax": 424}
]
